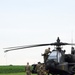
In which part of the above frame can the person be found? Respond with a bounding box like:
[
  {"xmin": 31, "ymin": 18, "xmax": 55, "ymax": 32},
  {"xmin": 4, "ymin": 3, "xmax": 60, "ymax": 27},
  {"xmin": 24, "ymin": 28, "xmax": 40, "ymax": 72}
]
[
  {"xmin": 25, "ymin": 62, "xmax": 31, "ymax": 75},
  {"xmin": 45, "ymin": 47, "xmax": 51, "ymax": 54},
  {"xmin": 71, "ymin": 47, "xmax": 75, "ymax": 54},
  {"xmin": 40, "ymin": 63, "xmax": 47, "ymax": 75},
  {"xmin": 42, "ymin": 47, "xmax": 51, "ymax": 63},
  {"xmin": 36, "ymin": 62, "xmax": 41, "ymax": 75}
]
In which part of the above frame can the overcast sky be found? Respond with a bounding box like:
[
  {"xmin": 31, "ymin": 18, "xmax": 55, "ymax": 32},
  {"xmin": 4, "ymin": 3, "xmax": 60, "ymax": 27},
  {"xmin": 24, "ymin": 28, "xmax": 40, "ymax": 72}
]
[{"xmin": 0, "ymin": 0, "xmax": 75, "ymax": 65}]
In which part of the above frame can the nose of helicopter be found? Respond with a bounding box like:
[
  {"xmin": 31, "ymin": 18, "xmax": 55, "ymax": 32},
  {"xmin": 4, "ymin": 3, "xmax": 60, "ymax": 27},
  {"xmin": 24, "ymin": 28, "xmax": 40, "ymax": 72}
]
[{"xmin": 45, "ymin": 59, "xmax": 58, "ymax": 70}]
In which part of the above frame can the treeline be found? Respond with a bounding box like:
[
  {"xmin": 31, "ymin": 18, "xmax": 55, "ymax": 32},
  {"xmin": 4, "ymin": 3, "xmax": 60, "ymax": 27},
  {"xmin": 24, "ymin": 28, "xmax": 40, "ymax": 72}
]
[{"xmin": 0, "ymin": 65, "xmax": 25, "ymax": 73}]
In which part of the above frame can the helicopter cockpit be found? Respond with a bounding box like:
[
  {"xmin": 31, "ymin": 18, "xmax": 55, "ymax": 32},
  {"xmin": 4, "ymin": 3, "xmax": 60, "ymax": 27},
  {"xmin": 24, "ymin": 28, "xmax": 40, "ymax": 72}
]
[
  {"xmin": 45, "ymin": 49, "xmax": 63, "ymax": 71},
  {"xmin": 48, "ymin": 50, "xmax": 62, "ymax": 63}
]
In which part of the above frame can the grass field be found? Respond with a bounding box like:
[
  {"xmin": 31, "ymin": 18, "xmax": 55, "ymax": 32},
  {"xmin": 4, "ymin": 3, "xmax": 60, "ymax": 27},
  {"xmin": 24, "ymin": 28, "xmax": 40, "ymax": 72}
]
[
  {"xmin": 0, "ymin": 72, "xmax": 36, "ymax": 75},
  {"xmin": 0, "ymin": 72, "xmax": 24, "ymax": 75},
  {"xmin": 0, "ymin": 66, "xmax": 37, "ymax": 75},
  {"xmin": 0, "ymin": 65, "xmax": 25, "ymax": 73}
]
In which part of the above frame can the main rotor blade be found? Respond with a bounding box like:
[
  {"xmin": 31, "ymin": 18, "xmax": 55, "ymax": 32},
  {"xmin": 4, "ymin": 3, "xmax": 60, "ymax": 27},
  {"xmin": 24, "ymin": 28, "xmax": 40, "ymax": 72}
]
[
  {"xmin": 50, "ymin": 42, "xmax": 75, "ymax": 46},
  {"xmin": 4, "ymin": 43, "xmax": 51, "ymax": 52},
  {"xmin": 4, "ymin": 42, "xmax": 75, "ymax": 53}
]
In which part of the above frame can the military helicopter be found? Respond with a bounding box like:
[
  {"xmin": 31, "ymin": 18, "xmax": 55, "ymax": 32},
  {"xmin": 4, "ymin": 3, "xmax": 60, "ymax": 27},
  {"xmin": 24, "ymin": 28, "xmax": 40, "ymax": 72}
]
[{"xmin": 4, "ymin": 37, "xmax": 75, "ymax": 75}]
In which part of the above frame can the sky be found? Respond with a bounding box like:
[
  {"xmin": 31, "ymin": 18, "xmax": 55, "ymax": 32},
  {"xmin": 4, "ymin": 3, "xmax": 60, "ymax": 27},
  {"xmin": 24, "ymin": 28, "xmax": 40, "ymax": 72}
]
[{"xmin": 0, "ymin": 0, "xmax": 75, "ymax": 65}]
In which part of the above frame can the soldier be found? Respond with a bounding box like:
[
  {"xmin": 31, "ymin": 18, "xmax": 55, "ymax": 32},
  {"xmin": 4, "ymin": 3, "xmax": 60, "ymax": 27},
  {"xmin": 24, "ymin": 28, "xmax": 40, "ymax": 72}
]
[
  {"xmin": 25, "ymin": 62, "xmax": 31, "ymax": 75},
  {"xmin": 42, "ymin": 47, "xmax": 51, "ymax": 64},
  {"xmin": 36, "ymin": 62, "xmax": 41, "ymax": 75},
  {"xmin": 45, "ymin": 47, "xmax": 51, "ymax": 54},
  {"xmin": 40, "ymin": 63, "xmax": 47, "ymax": 75}
]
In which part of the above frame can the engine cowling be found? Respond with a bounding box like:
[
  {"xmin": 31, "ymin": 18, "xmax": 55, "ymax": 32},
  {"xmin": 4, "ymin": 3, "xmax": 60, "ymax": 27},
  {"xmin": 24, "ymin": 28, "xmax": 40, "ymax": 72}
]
[{"xmin": 65, "ymin": 54, "xmax": 75, "ymax": 63}]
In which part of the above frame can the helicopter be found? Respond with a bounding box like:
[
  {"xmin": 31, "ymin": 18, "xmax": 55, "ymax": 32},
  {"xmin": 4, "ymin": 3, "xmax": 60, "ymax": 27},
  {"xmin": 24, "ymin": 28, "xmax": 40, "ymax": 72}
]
[{"xmin": 4, "ymin": 37, "xmax": 75, "ymax": 75}]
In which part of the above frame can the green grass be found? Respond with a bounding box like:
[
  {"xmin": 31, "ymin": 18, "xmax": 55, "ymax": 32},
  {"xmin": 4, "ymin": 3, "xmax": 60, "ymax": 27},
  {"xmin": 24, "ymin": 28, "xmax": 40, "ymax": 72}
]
[
  {"xmin": 0, "ymin": 65, "xmax": 36, "ymax": 75},
  {"xmin": 0, "ymin": 72, "xmax": 25, "ymax": 75},
  {"xmin": 0, "ymin": 72, "xmax": 37, "ymax": 75},
  {"xmin": 0, "ymin": 65, "xmax": 25, "ymax": 73}
]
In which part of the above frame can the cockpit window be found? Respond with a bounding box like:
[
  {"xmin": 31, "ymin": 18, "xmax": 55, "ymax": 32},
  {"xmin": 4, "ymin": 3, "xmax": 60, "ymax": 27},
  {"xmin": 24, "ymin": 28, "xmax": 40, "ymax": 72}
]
[{"xmin": 48, "ymin": 50, "xmax": 62, "ymax": 62}]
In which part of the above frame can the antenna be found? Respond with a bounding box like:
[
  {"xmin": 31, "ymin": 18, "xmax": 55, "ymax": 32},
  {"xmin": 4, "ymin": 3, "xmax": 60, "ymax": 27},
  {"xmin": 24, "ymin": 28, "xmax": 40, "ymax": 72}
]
[{"xmin": 4, "ymin": 52, "xmax": 8, "ymax": 65}]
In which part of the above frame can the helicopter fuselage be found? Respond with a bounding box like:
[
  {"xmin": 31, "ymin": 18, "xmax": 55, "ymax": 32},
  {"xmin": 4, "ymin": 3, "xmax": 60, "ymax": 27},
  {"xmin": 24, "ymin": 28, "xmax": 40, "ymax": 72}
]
[{"xmin": 45, "ymin": 48, "xmax": 75, "ymax": 75}]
